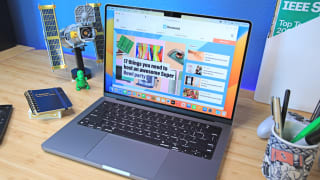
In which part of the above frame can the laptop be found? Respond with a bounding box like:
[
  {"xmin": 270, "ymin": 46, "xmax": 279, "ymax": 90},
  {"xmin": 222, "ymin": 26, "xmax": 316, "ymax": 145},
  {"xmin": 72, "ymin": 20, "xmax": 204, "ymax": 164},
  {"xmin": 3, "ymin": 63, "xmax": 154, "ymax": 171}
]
[{"xmin": 42, "ymin": 4, "xmax": 251, "ymax": 180}]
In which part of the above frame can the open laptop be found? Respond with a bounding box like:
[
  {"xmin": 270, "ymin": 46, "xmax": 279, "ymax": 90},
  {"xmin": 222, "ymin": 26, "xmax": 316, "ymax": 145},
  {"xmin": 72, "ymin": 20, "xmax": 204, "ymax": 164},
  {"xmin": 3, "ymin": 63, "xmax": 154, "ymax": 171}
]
[{"xmin": 42, "ymin": 4, "xmax": 251, "ymax": 180}]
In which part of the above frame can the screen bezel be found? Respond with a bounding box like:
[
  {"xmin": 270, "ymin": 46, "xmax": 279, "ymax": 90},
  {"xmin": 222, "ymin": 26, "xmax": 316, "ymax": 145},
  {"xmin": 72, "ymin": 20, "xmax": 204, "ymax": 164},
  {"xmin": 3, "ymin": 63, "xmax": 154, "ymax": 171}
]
[{"xmin": 104, "ymin": 4, "xmax": 251, "ymax": 124}]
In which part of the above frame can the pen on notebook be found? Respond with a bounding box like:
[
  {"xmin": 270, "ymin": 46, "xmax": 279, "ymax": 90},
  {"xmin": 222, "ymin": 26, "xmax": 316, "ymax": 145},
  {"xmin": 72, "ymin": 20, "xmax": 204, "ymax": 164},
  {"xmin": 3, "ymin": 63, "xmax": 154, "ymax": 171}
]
[
  {"xmin": 310, "ymin": 99, "xmax": 320, "ymax": 122},
  {"xmin": 281, "ymin": 89, "xmax": 290, "ymax": 130},
  {"xmin": 291, "ymin": 116, "xmax": 320, "ymax": 143}
]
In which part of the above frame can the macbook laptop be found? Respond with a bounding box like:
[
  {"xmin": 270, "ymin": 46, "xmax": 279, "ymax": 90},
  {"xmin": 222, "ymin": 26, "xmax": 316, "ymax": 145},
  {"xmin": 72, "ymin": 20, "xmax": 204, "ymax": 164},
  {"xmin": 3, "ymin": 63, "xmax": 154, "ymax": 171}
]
[{"xmin": 42, "ymin": 4, "xmax": 251, "ymax": 180}]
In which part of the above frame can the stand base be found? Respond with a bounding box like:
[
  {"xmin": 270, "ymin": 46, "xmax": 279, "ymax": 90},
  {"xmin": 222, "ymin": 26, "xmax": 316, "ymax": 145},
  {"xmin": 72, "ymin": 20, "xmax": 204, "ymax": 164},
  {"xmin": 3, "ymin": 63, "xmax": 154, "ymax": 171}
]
[{"xmin": 71, "ymin": 68, "xmax": 92, "ymax": 80}]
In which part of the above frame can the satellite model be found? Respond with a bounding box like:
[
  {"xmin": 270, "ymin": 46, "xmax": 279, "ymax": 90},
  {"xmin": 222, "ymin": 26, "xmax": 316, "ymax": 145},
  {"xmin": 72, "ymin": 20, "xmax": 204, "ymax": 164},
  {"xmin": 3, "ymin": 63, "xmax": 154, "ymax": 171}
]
[{"xmin": 38, "ymin": 3, "xmax": 104, "ymax": 79}]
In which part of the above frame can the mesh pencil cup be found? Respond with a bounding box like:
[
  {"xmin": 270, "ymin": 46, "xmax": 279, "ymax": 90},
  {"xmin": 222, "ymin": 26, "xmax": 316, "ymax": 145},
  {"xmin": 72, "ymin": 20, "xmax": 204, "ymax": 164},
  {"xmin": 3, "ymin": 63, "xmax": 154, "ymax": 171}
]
[{"xmin": 262, "ymin": 122, "xmax": 319, "ymax": 180}]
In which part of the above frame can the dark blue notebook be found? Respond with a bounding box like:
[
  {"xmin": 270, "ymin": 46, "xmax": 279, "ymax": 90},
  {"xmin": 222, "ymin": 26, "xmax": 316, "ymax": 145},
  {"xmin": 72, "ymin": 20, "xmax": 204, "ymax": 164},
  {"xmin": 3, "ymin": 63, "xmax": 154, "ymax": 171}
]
[{"xmin": 24, "ymin": 87, "xmax": 72, "ymax": 115}]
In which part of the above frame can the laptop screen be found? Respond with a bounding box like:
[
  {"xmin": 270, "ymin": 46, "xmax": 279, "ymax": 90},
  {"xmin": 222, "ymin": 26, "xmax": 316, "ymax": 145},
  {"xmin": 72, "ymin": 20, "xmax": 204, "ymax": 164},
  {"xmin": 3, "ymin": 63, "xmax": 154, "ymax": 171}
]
[{"xmin": 105, "ymin": 5, "xmax": 251, "ymax": 120}]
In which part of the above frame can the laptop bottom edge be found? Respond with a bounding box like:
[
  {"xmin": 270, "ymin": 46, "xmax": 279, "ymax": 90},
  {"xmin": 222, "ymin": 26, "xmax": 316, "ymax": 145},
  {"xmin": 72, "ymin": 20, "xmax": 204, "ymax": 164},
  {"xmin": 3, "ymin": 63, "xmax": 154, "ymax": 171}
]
[{"xmin": 42, "ymin": 97, "xmax": 232, "ymax": 180}]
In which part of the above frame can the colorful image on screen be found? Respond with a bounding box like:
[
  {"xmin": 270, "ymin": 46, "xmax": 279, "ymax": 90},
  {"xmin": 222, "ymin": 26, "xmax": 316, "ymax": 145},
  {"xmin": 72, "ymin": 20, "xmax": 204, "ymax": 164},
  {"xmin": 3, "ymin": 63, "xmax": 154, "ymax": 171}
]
[{"xmin": 136, "ymin": 43, "xmax": 163, "ymax": 62}]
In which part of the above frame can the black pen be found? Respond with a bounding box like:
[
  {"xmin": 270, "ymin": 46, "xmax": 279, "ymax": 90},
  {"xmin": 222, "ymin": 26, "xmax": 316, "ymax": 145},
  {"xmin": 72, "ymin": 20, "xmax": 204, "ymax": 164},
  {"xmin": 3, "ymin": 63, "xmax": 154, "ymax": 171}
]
[
  {"xmin": 271, "ymin": 96, "xmax": 274, "ymax": 117},
  {"xmin": 313, "ymin": 110, "xmax": 320, "ymax": 122},
  {"xmin": 305, "ymin": 128, "xmax": 320, "ymax": 145},
  {"xmin": 281, "ymin": 89, "xmax": 290, "ymax": 130},
  {"xmin": 310, "ymin": 99, "xmax": 320, "ymax": 122}
]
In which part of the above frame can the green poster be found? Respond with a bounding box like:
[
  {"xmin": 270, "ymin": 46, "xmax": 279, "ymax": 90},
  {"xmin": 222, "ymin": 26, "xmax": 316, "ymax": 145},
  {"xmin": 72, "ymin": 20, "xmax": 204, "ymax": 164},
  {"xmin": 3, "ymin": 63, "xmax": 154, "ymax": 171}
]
[{"xmin": 272, "ymin": 0, "xmax": 320, "ymax": 36}]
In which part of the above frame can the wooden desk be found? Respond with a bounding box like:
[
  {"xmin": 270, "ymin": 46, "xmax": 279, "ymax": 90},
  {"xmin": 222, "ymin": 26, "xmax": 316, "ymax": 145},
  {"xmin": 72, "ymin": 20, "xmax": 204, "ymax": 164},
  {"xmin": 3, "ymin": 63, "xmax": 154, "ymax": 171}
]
[{"xmin": 0, "ymin": 46, "xmax": 319, "ymax": 179}]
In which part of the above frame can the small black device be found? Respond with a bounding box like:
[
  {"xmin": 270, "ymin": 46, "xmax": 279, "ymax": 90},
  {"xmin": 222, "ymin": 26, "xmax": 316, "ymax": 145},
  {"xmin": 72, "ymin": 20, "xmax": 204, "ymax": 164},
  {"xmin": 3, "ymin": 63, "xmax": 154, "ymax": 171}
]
[{"xmin": 0, "ymin": 104, "xmax": 13, "ymax": 144}]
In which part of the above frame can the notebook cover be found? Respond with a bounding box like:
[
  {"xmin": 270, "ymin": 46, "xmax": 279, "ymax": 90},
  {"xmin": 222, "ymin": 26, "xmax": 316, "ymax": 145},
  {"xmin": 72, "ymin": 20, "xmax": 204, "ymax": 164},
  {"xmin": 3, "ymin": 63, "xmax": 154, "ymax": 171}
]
[{"xmin": 25, "ymin": 87, "xmax": 72, "ymax": 115}]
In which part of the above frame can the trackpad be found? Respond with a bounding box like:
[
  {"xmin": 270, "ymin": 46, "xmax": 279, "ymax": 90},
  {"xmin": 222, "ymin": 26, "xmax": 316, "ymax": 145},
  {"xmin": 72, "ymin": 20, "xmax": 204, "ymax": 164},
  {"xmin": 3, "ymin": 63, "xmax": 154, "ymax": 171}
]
[{"xmin": 86, "ymin": 134, "xmax": 169, "ymax": 179}]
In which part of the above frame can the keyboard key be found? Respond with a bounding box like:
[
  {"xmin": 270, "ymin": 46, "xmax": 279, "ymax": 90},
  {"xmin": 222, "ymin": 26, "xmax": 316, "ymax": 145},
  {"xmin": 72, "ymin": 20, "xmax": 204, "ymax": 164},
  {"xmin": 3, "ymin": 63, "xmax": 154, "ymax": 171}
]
[{"xmin": 102, "ymin": 126, "xmax": 113, "ymax": 132}]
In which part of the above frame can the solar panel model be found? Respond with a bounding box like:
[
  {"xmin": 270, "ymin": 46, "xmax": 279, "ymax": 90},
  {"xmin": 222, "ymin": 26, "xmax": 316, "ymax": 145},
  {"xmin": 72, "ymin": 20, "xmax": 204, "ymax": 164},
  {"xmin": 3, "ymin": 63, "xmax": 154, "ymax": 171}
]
[{"xmin": 38, "ymin": 3, "xmax": 104, "ymax": 79}]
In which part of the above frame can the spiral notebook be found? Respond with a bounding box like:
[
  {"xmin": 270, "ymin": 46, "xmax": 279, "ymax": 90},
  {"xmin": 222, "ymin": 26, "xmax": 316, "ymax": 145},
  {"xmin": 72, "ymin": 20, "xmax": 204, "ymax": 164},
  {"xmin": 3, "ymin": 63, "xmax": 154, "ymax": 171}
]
[{"xmin": 24, "ymin": 87, "xmax": 72, "ymax": 115}]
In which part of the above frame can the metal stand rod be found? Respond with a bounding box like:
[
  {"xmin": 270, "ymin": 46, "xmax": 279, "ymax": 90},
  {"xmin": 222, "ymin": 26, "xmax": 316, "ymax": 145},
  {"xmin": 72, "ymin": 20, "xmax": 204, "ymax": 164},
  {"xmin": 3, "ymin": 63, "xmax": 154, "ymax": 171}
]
[
  {"xmin": 71, "ymin": 47, "xmax": 92, "ymax": 79},
  {"xmin": 74, "ymin": 47, "xmax": 85, "ymax": 72}
]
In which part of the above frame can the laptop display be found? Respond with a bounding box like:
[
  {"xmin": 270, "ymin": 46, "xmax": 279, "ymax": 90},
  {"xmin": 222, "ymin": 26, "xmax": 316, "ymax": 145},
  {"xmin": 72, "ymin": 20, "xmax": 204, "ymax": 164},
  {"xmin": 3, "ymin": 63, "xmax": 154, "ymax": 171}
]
[
  {"xmin": 105, "ymin": 5, "xmax": 251, "ymax": 120},
  {"xmin": 42, "ymin": 5, "xmax": 253, "ymax": 179}
]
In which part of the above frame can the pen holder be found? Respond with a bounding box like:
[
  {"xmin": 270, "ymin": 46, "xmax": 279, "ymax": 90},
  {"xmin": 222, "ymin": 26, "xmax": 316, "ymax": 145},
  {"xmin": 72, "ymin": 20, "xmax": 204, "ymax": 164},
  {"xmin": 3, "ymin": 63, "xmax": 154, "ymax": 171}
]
[{"xmin": 262, "ymin": 121, "xmax": 320, "ymax": 180}]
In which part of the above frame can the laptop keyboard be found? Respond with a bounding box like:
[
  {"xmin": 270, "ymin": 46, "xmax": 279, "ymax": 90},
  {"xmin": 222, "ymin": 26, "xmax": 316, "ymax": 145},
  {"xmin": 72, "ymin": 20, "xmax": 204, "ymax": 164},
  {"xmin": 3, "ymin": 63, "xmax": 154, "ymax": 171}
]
[{"xmin": 78, "ymin": 101, "xmax": 222, "ymax": 160}]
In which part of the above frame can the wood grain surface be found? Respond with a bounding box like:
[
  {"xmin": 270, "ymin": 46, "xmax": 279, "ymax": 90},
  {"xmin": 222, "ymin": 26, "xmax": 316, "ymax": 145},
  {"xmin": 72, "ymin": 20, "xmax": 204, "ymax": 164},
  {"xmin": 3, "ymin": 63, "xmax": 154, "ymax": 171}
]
[{"xmin": 0, "ymin": 46, "xmax": 319, "ymax": 179}]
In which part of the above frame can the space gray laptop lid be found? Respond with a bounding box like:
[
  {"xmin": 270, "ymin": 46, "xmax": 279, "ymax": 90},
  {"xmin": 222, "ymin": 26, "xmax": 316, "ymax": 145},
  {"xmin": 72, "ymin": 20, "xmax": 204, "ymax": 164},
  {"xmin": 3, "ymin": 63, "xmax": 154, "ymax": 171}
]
[{"xmin": 104, "ymin": 4, "xmax": 251, "ymax": 124}]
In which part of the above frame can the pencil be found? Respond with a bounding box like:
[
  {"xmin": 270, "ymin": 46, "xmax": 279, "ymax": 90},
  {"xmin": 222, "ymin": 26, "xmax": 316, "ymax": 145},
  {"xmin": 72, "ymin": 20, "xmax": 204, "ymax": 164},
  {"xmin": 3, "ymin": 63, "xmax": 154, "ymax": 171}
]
[{"xmin": 291, "ymin": 116, "xmax": 320, "ymax": 143}]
